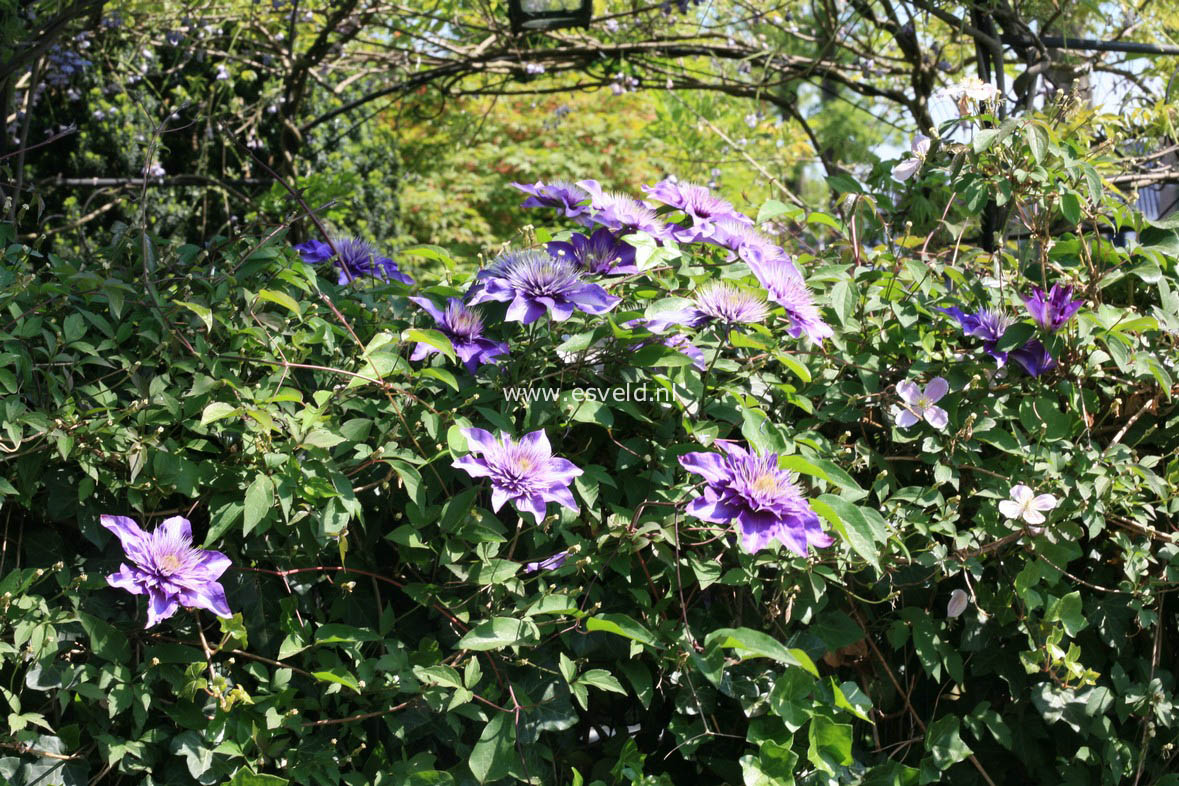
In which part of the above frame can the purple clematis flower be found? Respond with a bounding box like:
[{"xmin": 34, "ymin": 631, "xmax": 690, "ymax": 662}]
[
  {"xmin": 644, "ymin": 281, "xmax": 769, "ymax": 333},
  {"xmin": 892, "ymin": 377, "xmax": 949, "ymax": 430},
  {"xmin": 679, "ymin": 442, "xmax": 832, "ymax": 555},
  {"xmin": 746, "ymin": 256, "xmax": 833, "ymax": 343},
  {"xmin": 467, "ymin": 250, "xmax": 620, "ymax": 324},
  {"xmin": 547, "ymin": 228, "xmax": 638, "ymax": 275},
  {"xmin": 295, "ymin": 236, "xmax": 414, "ymax": 286},
  {"xmin": 641, "ymin": 179, "xmax": 751, "ymax": 241},
  {"xmin": 1010, "ymin": 338, "xmax": 1057, "ymax": 377},
  {"xmin": 452, "ymin": 428, "xmax": 582, "ymax": 521},
  {"xmin": 1024, "ymin": 284, "xmax": 1082, "ymax": 332},
  {"xmin": 936, "ymin": 306, "xmax": 1012, "ymax": 364},
  {"xmin": 576, "ymin": 180, "xmax": 672, "ymax": 240},
  {"xmin": 101, "ymin": 515, "xmax": 232, "ymax": 628},
  {"xmin": 663, "ymin": 333, "xmax": 708, "ymax": 370},
  {"xmin": 511, "ymin": 180, "xmax": 591, "ymax": 219},
  {"xmin": 711, "ymin": 219, "xmax": 788, "ymax": 269},
  {"xmin": 409, "ymin": 297, "xmax": 508, "ymax": 374},
  {"xmin": 523, "ymin": 550, "xmax": 570, "ymax": 573},
  {"xmin": 293, "ymin": 238, "xmax": 333, "ymax": 264}
]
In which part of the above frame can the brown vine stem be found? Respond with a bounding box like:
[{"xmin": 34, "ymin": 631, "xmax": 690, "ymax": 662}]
[{"xmin": 849, "ymin": 602, "xmax": 998, "ymax": 786}]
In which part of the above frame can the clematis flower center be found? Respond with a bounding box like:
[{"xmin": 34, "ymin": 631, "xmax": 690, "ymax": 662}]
[
  {"xmin": 158, "ymin": 554, "xmax": 182, "ymax": 575},
  {"xmin": 751, "ymin": 472, "xmax": 780, "ymax": 495}
]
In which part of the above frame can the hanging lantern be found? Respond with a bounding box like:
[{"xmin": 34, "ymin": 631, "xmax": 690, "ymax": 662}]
[{"xmin": 508, "ymin": 0, "xmax": 592, "ymax": 32}]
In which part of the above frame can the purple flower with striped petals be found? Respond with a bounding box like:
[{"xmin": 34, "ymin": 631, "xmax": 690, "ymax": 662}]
[
  {"xmin": 523, "ymin": 550, "xmax": 570, "ymax": 573},
  {"xmin": 644, "ymin": 282, "xmax": 769, "ymax": 333},
  {"xmin": 747, "ymin": 256, "xmax": 832, "ymax": 343},
  {"xmin": 711, "ymin": 219, "xmax": 786, "ymax": 268},
  {"xmin": 511, "ymin": 180, "xmax": 591, "ymax": 219},
  {"xmin": 295, "ymin": 236, "xmax": 413, "ymax": 286},
  {"xmin": 679, "ymin": 442, "xmax": 831, "ymax": 555},
  {"xmin": 937, "ymin": 306, "xmax": 1012, "ymax": 364},
  {"xmin": 453, "ymin": 428, "xmax": 582, "ymax": 521},
  {"xmin": 409, "ymin": 297, "xmax": 508, "ymax": 374},
  {"xmin": 1024, "ymin": 284, "xmax": 1082, "ymax": 332},
  {"xmin": 547, "ymin": 227, "xmax": 637, "ymax": 275},
  {"xmin": 641, "ymin": 179, "xmax": 751, "ymax": 241},
  {"xmin": 101, "ymin": 515, "xmax": 232, "ymax": 627},
  {"xmin": 467, "ymin": 250, "xmax": 620, "ymax": 324},
  {"xmin": 577, "ymin": 180, "xmax": 671, "ymax": 239},
  {"xmin": 1010, "ymin": 338, "xmax": 1057, "ymax": 377}
]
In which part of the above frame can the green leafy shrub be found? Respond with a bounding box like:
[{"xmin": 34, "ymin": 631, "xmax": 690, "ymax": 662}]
[{"xmin": 1, "ymin": 105, "xmax": 1177, "ymax": 786}]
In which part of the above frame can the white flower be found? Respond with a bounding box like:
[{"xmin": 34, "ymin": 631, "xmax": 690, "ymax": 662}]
[
  {"xmin": 891, "ymin": 377, "xmax": 949, "ymax": 430},
  {"xmin": 999, "ymin": 484, "xmax": 1057, "ymax": 525},
  {"xmin": 891, "ymin": 133, "xmax": 931, "ymax": 182},
  {"xmin": 937, "ymin": 77, "xmax": 1000, "ymax": 116},
  {"xmin": 947, "ymin": 589, "xmax": 969, "ymax": 618}
]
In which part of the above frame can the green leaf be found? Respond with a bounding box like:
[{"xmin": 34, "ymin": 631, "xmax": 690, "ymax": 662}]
[
  {"xmin": 303, "ymin": 429, "xmax": 346, "ymax": 449},
  {"xmin": 812, "ymin": 494, "xmax": 886, "ymax": 569},
  {"xmin": 973, "ymin": 118, "xmax": 1018, "ymax": 153},
  {"xmin": 77, "ymin": 611, "xmax": 130, "ymax": 663},
  {"xmin": 925, "ymin": 715, "xmax": 973, "ymax": 770},
  {"xmin": 585, "ymin": 613, "xmax": 659, "ymax": 648},
  {"xmin": 1059, "ymin": 191, "xmax": 1082, "ymax": 224},
  {"xmin": 807, "ymin": 715, "xmax": 853, "ymax": 773},
  {"xmin": 403, "ymin": 328, "xmax": 457, "ymax": 363},
  {"xmin": 458, "ymin": 617, "xmax": 540, "ymax": 651},
  {"xmin": 469, "ymin": 713, "xmax": 515, "ymax": 784},
  {"xmin": 243, "ymin": 474, "xmax": 273, "ymax": 536},
  {"xmin": 257, "ymin": 289, "xmax": 303, "ymax": 316},
  {"xmin": 174, "ymin": 300, "xmax": 213, "ymax": 332},
  {"xmin": 312, "ymin": 666, "xmax": 361, "ymax": 693},
  {"xmin": 200, "ymin": 402, "xmax": 239, "ymax": 426},
  {"xmin": 574, "ymin": 669, "xmax": 627, "ymax": 695},
  {"xmin": 704, "ymin": 627, "xmax": 819, "ymax": 676},
  {"xmin": 228, "ymin": 770, "xmax": 290, "ymax": 785},
  {"xmin": 1027, "ymin": 124, "xmax": 1048, "ymax": 164},
  {"xmin": 316, "ymin": 623, "xmax": 381, "ymax": 644}
]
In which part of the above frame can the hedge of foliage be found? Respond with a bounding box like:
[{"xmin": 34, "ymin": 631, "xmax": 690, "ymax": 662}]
[{"xmin": 2, "ymin": 103, "xmax": 1178, "ymax": 786}]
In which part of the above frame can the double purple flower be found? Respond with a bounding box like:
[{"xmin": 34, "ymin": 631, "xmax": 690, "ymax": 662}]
[
  {"xmin": 746, "ymin": 256, "xmax": 833, "ymax": 343},
  {"xmin": 547, "ymin": 228, "xmax": 637, "ymax": 276},
  {"xmin": 409, "ymin": 297, "xmax": 509, "ymax": 374},
  {"xmin": 452, "ymin": 428, "xmax": 582, "ymax": 521},
  {"xmin": 641, "ymin": 179, "xmax": 751, "ymax": 242},
  {"xmin": 679, "ymin": 442, "xmax": 832, "ymax": 555},
  {"xmin": 1024, "ymin": 283, "xmax": 1083, "ymax": 332},
  {"xmin": 510, "ymin": 180, "xmax": 591, "ymax": 220},
  {"xmin": 936, "ymin": 307, "xmax": 1013, "ymax": 365},
  {"xmin": 294, "ymin": 236, "xmax": 414, "ymax": 286},
  {"xmin": 577, "ymin": 180, "xmax": 672, "ymax": 240},
  {"xmin": 467, "ymin": 250, "xmax": 620, "ymax": 324},
  {"xmin": 102, "ymin": 515, "xmax": 232, "ymax": 628},
  {"xmin": 643, "ymin": 281, "xmax": 769, "ymax": 333}
]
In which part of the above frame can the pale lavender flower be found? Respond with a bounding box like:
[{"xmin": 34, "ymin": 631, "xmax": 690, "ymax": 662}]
[
  {"xmin": 892, "ymin": 377, "xmax": 949, "ymax": 430},
  {"xmin": 452, "ymin": 428, "xmax": 582, "ymax": 521},
  {"xmin": 467, "ymin": 250, "xmax": 620, "ymax": 324},
  {"xmin": 947, "ymin": 589, "xmax": 969, "ymax": 618},
  {"xmin": 711, "ymin": 219, "xmax": 786, "ymax": 269},
  {"xmin": 102, "ymin": 515, "xmax": 232, "ymax": 628},
  {"xmin": 523, "ymin": 550, "xmax": 570, "ymax": 573},
  {"xmin": 679, "ymin": 441, "xmax": 832, "ymax": 555},
  {"xmin": 998, "ymin": 484, "xmax": 1056, "ymax": 525},
  {"xmin": 409, "ymin": 297, "xmax": 508, "ymax": 374},
  {"xmin": 891, "ymin": 133, "xmax": 931, "ymax": 182}
]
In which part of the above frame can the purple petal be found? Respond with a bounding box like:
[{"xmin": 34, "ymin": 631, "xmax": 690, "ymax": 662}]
[
  {"xmin": 461, "ymin": 428, "xmax": 498, "ymax": 454},
  {"xmin": 513, "ymin": 493, "xmax": 549, "ymax": 521},
  {"xmin": 106, "ymin": 564, "xmax": 146, "ymax": 595},
  {"xmin": 685, "ymin": 490, "xmax": 741, "ymax": 524},
  {"xmin": 924, "ymin": 377, "xmax": 949, "ymax": 403},
  {"xmin": 566, "ymin": 284, "xmax": 621, "ymax": 315},
  {"xmin": 894, "ymin": 407, "xmax": 920, "ymax": 428},
  {"xmin": 453, "ymin": 455, "xmax": 493, "ymax": 479},
  {"xmin": 409, "ymin": 296, "xmax": 445, "ymax": 324},
  {"xmin": 158, "ymin": 516, "xmax": 193, "ymax": 542},
  {"xmin": 519, "ymin": 429, "xmax": 553, "ymax": 457},
  {"xmin": 179, "ymin": 582, "xmax": 232, "ymax": 618},
  {"xmin": 145, "ymin": 588, "xmax": 180, "ymax": 628},
  {"xmin": 679, "ymin": 452, "xmax": 731, "ymax": 484},
  {"xmin": 100, "ymin": 515, "xmax": 150, "ymax": 563},
  {"xmin": 896, "ymin": 380, "xmax": 921, "ymax": 405},
  {"xmin": 542, "ymin": 483, "xmax": 579, "ymax": 512},
  {"xmin": 924, "ymin": 405, "xmax": 949, "ymax": 430}
]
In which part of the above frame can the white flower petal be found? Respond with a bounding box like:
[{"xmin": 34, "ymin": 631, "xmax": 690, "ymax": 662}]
[
  {"xmin": 1022, "ymin": 508, "xmax": 1046, "ymax": 525},
  {"xmin": 1010, "ymin": 484, "xmax": 1034, "ymax": 504},
  {"xmin": 947, "ymin": 589, "xmax": 969, "ymax": 619},
  {"xmin": 998, "ymin": 500, "xmax": 1023, "ymax": 520},
  {"xmin": 1031, "ymin": 494, "xmax": 1057, "ymax": 512}
]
